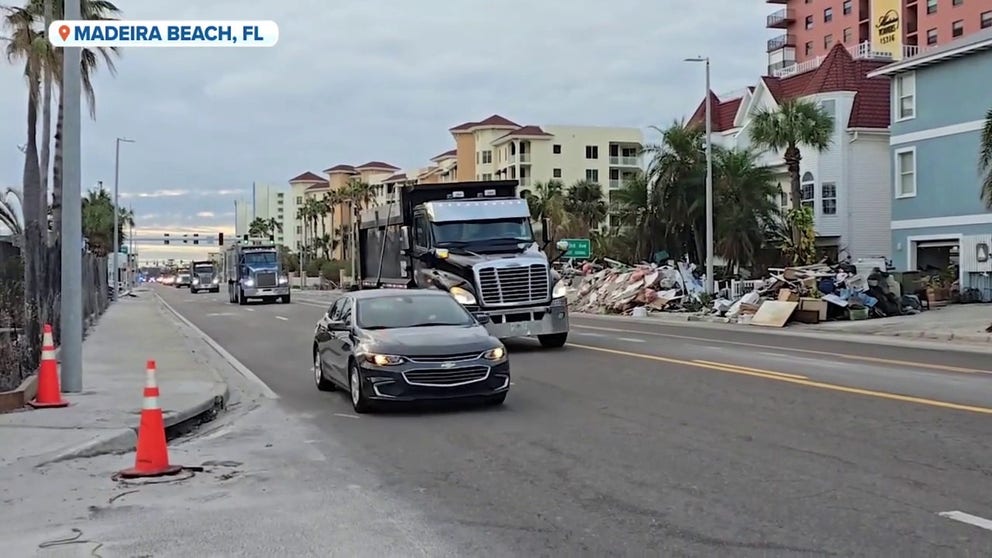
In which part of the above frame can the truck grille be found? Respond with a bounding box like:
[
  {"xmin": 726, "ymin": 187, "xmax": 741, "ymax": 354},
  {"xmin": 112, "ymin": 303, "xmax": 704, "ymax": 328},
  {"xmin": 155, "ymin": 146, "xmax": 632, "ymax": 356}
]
[
  {"xmin": 255, "ymin": 271, "xmax": 277, "ymax": 288},
  {"xmin": 477, "ymin": 264, "xmax": 550, "ymax": 306},
  {"xmin": 403, "ymin": 366, "xmax": 489, "ymax": 386},
  {"xmin": 197, "ymin": 273, "xmax": 212, "ymax": 284}
]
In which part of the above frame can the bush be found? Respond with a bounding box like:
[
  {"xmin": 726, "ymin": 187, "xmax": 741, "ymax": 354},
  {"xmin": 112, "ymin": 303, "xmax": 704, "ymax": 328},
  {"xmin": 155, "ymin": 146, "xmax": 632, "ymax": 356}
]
[{"xmin": 321, "ymin": 260, "xmax": 348, "ymax": 282}]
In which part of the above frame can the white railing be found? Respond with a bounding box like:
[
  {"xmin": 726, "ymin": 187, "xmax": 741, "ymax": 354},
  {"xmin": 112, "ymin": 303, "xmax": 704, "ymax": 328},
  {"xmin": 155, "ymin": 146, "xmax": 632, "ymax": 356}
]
[
  {"xmin": 728, "ymin": 279, "xmax": 766, "ymax": 299},
  {"xmin": 609, "ymin": 156, "xmax": 639, "ymax": 166},
  {"xmin": 773, "ymin": 42, "xmax": 928, "ymax": 78},
  {"xmin": 609, "ymin": 179, "xmax": 622, "ymax": 189},
  {"xmin": 518, "ymin": 153, "xmax": 531, "ymax": 163},
  {"xmin": 518, "ymin": 177, "xmax": 532, "ymax": 187}
]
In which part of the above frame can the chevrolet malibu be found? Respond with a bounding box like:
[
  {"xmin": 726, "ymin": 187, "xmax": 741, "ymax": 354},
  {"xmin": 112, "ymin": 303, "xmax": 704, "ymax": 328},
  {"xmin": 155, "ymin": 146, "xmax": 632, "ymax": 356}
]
[{"xmin": 313, "ymin": 289, "xmax": 510, "ymax": 413}]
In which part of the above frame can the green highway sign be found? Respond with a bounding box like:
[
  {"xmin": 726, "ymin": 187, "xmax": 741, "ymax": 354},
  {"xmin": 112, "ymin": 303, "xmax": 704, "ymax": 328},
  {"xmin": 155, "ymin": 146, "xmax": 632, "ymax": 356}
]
[{"xmin": 561, "ymin": 238, "xmax": 591, "ymax": 259}]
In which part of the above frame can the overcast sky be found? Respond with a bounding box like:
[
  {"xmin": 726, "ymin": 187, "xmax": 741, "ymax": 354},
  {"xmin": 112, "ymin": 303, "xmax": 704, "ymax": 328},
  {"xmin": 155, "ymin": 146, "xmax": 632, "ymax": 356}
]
[{"xmin": 1, "ymin": 0, "xmax": 770, "ymax": 260}]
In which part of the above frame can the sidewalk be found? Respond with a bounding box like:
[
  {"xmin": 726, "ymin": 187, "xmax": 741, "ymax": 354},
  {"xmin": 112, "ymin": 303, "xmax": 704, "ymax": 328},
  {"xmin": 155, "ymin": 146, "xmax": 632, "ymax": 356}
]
[
  {"xmin": 0, "ymin": 289, "xmax": 228, "ymax": 468},
  {"xmin": 798, "ymin": 303, "xmax": 992, "ymax": 343}
]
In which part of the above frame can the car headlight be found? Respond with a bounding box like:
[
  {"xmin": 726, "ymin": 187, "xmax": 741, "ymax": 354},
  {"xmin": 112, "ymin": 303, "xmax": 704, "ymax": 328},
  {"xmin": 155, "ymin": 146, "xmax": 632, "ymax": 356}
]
[
  {"xmin": 243, "ymin": 278, "xmax": 254, "ymax": 287},
  {"xmin": 483, "ymin": 346, "xmax": 506, "ymax": 361},
  {"xmin": 365, "ymin": 353, "xmax": 404, "ymax": 366},
  {"xmin": 449, "ymin": 286, "xmax": 476, "ymax": 305},
  {"xmin": 278, "ymin": 276, "xmax": 288, "ymax": 284},
  {"xmin": 552, "ymin": 279, "xmax": 567, "ymax": 299}
]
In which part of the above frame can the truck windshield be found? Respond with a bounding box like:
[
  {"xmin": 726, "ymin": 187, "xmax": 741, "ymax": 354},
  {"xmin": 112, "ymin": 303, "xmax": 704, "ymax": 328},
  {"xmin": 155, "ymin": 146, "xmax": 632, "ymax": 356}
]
[
  {"xmin": 243, "ymin": 252, "xmax": 277, "ymax": 265},
  {"xmin": 193, "ymin": 265, "xmax": 213, "ymax": 273},
  {"xmin": 356, "ymin": 295, "xmax": 475, "ymax": 329},
  {"xmin": 432, "ymin": 218, "xmax": 533, "ymax": 246}
]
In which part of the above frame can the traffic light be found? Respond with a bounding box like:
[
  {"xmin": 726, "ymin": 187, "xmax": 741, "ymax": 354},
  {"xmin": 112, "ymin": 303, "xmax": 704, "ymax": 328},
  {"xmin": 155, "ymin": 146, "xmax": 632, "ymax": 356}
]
[
  {"xmin": 193, "ymin": 233, "xmax": 199, "ymax": 245},
  {"xmin": 164, "ymin": 233, "xmax": 170, "ymax": 245},
  {"xmin": 218, "ymin": 232, "xmax": 224, "ymax": 246}
]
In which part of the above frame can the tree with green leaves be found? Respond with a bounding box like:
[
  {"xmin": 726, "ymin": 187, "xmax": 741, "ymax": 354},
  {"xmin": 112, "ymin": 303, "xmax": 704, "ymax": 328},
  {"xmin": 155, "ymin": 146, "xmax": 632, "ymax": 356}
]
[
  {"xmin": 980, "ymin": 106, "xmax": 992, "ymax": 209},
  {"xmin": 564, "ymin": 179, "xmax": 607, "ymax": 237},
  {"xmin": 80, "ymin": 184, "xmax": 132, "ymax": 256},
  {"xmin": 712, "ymin": 148, "xmax": 781, "ymax": 273}
]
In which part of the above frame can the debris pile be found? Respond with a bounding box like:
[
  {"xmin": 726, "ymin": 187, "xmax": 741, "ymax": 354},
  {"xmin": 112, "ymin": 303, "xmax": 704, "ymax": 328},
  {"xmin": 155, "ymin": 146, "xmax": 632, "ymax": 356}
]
[{"xmin": 567, "ymin": 261, "xmax": 704, "ymax": 314}]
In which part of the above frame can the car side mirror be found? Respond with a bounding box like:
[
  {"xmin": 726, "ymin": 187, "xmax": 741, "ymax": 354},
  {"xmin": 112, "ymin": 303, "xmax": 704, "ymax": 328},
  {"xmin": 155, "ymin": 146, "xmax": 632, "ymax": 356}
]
[
  {"xmin": 327, "ymin": 319, "xmax": 349, "ymax": 331},
  {"xmin": 473, "ymin": 312, "xmax": 491, "ymax": 325}
]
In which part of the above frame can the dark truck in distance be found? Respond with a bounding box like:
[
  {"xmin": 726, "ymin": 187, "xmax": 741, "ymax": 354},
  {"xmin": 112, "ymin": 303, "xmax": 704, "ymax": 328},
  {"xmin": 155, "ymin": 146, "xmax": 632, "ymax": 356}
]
[
  {"xmin": 190, "ymin": 260, "xmax": 220, "ymax": 293},
  {"xmin": 222, "ymin": 238, "xmax": 291, "ymax": 304},
  {"xmin": 356, "ymin": 180, "xmax": 570, "ymax": 348}
]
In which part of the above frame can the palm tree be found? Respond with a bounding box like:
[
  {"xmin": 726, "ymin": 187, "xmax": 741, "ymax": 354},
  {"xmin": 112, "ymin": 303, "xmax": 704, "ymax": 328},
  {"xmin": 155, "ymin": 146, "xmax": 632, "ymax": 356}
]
[
  {"xmin": 0, "ymin": 187, "xmax": 24, "ymax": 235},
  {"xmin": 524, "ymin": 179, "xmax": 569, "ymax": 248},
  {"xmin": 712, "ymin": 148, "xmax": 781, "ymax": 273},
  {"xmin": 564, "ymin": 180, "xmax": 607, "ymax": 236},
  {"xmin": 748, "ymin": 99, "xmax": 833, "ymax": 244},
  {"xmin": 248, "ymin": 217, "xmax": 269, "ymax": 238},
  {"xmin": 980, "ymin": 106, "xmax": 992, "ymax": 209},
  {"xmin": 609, "ymin": 171, "xmax": 661, "ymax": 262},
  {"xmin": 340, "ymin": 179, "xmax": 375, "ymax": 265}
]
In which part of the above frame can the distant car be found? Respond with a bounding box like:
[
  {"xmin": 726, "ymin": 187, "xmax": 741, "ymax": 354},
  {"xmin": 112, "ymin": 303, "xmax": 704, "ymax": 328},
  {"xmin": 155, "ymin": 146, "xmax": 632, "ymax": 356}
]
[{"xmin": 312, "ymin": 289, "xmax": 509, "ymax": 413}]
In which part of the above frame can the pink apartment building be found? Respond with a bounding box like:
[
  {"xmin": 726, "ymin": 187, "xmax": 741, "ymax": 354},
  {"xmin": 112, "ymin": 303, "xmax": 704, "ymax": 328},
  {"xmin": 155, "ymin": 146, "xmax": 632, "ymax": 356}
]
[{"xmin": 767, "ymin": 0, "xmax": 992, "ymax": 74}]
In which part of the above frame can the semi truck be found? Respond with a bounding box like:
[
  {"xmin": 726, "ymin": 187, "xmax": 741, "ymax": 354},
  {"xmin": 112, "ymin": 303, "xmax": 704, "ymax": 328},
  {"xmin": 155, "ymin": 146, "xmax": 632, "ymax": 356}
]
[
  {"xmin": 356, "ymin": 180, "xmax": 570, "ymax": 348},
  {"xmin": 190, "ymin": 259, "xmax": 220, "ymax": 294},
  {"xmin": 222, "ymin": 238, "xmax": 291, "ymax": 304}
]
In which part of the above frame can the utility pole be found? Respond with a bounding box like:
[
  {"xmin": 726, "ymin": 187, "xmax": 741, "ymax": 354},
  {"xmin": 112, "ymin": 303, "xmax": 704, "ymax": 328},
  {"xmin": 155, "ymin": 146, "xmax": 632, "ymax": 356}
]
[
  {"xmin": 112, "ymin": 137, "xmax": 133, "ymax": 301},
  {"xmin": 60, "ymin": 0, "xmax": 82, "ymax": 392},
  {"xmin": 685, "ymin": 56, "xmax": 715, "ymax": 295}
]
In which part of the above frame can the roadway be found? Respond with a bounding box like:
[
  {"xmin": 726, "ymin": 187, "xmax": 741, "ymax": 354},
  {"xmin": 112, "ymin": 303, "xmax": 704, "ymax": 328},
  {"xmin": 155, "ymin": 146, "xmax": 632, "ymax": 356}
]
[{"xmin": 155, "ymin": 285, "xmax": 992, "ymax": 556}]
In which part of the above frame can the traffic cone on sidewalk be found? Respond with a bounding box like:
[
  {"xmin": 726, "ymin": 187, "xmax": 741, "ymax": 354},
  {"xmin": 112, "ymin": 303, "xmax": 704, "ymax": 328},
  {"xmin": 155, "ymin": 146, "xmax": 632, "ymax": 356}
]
[
  {"xmin": 29, "ymin": 324, "xmax": 68, "ymax": 408},
  {"xmin": 118, "ymin": 360, "xmax": 183, "ymax": 478}
]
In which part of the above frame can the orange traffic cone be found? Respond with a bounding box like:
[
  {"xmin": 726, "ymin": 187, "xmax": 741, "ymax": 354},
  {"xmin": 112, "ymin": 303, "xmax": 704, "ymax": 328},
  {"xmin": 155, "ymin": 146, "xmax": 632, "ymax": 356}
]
[
  {"xmin": 118, "ymin": 360, "xmax": 183, "ymax": 478},
  {"xmin": 29, "ymin": 324, "xmax": 68, "ymax": 408}
]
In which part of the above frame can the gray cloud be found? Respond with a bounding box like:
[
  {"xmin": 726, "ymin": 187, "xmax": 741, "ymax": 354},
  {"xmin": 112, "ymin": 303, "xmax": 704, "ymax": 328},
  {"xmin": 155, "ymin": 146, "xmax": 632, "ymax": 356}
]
[{"xmin": 2, "ymin": 0, "xmax": 770, "ymax": 256}]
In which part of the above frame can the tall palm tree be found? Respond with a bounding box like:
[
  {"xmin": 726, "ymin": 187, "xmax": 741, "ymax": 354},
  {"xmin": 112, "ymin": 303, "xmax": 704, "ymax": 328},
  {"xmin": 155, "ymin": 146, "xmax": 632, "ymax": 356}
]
[
  {"xmin": 712, "ymin": 148, "xmax": 781, "ymax": 273},
  {"xmin": 1, "ymin": 187, "xmax": 24, "ymax": 235},
  {"xmin": 609, "ymin": 171, "xmax": 661, "ymax": 262},
  {"xmin": 341, "ymin": 179, "xmax": 375, "ymax": 270},
  {"xmin": 980, "ymin": 106, "xmax": 992, "ymax": 209},
  {"xmin": 748, "ymin": 99, "xmax": 833, "ymax": 244},
  {"xmin": 564, "ymin": 179, "xmax": 607, "ymax": 236},
  {"xmin": 525, "ymin": 179, "xmax": 569, "ymax": 249},
  {"xmin": 248, "ymin": 217, "xmax": 269, "ymax": 238}
]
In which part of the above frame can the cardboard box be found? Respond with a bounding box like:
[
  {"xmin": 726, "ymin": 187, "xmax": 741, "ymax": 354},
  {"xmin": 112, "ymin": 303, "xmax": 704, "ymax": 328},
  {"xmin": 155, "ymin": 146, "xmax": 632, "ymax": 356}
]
[
  {"xmin": 777, "ymin": 288, "xmax": 799, "ymax": 302},
  {"xmin": 799, "ymin": 297, "xmax": 827, "ymax": 321}
]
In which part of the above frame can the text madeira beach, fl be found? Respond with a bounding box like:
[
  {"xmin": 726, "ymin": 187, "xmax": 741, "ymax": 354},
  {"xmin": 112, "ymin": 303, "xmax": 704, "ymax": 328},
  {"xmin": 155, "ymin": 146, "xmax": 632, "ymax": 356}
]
[{"xmin": 48, "ymin": 19, "xmax": 280, "ymax": 47}]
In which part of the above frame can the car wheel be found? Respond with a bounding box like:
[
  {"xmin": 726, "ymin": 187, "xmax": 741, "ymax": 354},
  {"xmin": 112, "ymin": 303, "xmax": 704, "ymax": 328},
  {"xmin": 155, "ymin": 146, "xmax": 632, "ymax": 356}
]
[
  {"xmin": 538, "ymin": 332, "xmax": 568, "ymax": 348},
  {"xmin": 349, "ymin": 361, "xmax": 373, "ymax": 414},
  {"xmin": 485, "ymin": 392, "xmax": 507, "ymax": 406},
  {"xmin": 314, "ymin": 348, "xmax": 335, "ymax": 391}
]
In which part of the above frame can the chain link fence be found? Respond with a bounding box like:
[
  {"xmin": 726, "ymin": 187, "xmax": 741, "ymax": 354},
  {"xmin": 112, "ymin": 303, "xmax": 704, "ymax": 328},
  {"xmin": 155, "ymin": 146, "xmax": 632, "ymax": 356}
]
[{"xmin": 0, "ymin": 239, "xmax": 109, "ymax": 392}]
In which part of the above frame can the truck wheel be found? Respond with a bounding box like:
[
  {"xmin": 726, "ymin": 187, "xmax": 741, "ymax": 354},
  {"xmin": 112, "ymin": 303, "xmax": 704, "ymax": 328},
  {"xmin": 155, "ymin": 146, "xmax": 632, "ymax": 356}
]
[
  {"xmin": 191, "ymin": 288, "xmax": 198, "ymax": 294},
  {"xmin": 281, "ymin": 294, "xmax": 291, "ymax": 303},
  {"xmin": 238, "ymin": 288, "xmax": 247, "ymax": 305},
  {"xmin": 538, "ymin": 333, "xmax": 568, "ymax": 348}
]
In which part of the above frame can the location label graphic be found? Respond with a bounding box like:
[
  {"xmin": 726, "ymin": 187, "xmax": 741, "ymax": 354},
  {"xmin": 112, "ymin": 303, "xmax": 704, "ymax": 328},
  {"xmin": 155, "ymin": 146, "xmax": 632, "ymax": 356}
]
[{"xmin": 48, "ymin": 20, "xmax": 279, "ymax": 47}]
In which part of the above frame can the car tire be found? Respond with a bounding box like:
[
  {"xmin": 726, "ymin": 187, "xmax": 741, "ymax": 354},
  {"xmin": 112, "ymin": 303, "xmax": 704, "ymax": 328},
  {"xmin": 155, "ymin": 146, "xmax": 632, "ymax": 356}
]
[
  {"xmin": 348, "ymin": 361, "xmax": 373, "ymax": 414},
  {"xmin": 485, "ymin": 392, "xmax": 507, "ymax": 406},
  {"xmin": 538, "ymin": 332, "xmax": 568, "ymax": 348},
  {"xmin": 314, "ymin": 348, "xmax": 336, "ymax": 391}
]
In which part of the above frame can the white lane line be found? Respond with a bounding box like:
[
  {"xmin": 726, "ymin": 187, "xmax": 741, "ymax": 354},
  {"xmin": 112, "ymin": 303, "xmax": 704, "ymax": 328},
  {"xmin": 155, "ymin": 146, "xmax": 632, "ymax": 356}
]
[
  {"xmin": 244, "ymin": 308, "xmax": 254, "ymax": 312},
  {"xmin": 938, "ymin": 511, "xmax": 992, "ymax": 532},
  {"xmin": 334, "ymin": 413, "xmax": 360, "ymax": 419},
  {"xmin": 275, "ymin": 316, "xmax": 289, "ymax": 321},
  {"xmin": 760, "ymin": 352, "xmax": 790, "ymax": 359},
  {"xmin": 617, "ymin": 337, "xmax": 645, "ymax": 343},
  {"xmin": 575, "ymin": 331, "xmax": 605, "ymax": 337}
]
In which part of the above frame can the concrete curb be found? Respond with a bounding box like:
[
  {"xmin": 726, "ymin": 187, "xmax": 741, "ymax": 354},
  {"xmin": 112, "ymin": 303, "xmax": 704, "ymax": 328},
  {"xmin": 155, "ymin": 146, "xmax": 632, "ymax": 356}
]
[{"xmin": 572, "ymin": 311, "xmax": 992, "ymax": 354}]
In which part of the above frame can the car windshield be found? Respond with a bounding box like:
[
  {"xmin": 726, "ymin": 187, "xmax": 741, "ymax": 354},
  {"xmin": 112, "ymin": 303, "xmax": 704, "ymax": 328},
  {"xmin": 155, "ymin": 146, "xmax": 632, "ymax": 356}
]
[
  {"xmin": 432, "ymin": 218, "xmax": 533, "ymax": 246},
  {"xmin": 356, "ymin": 295, "xmax": 475, "ymax": 329},
  {"xmin": 243, "ymin": 252, "xmax": 277, "ymax": 265}
]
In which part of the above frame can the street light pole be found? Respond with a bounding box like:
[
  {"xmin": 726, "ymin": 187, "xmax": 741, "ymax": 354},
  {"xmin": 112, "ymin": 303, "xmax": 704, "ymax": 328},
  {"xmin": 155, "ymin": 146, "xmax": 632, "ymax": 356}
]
[
  {"xmin": 685, "ymin": 56, "xmax": 715, "ymax": 295},
  {"xmin": 60, "ymin": 0, "xmax": 82, "ymax": 392},
  {"xmin": 112, "ymin": 137, "xmax": 134, "ymax": 301}
]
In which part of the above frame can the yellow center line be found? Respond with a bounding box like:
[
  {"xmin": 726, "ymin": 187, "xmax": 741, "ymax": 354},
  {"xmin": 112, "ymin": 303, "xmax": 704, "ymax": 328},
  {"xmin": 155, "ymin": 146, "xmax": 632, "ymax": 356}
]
[
  {"xmin": 566, "ymin": 343, "xmax": 992, "ymax": 416},
  {"xmin": 693, "ymin": 359, "xmax": 807, "ymax": 380},
  {"xmin": 572, "ymin": 324, "xmax": 989, "ymax": 375}
]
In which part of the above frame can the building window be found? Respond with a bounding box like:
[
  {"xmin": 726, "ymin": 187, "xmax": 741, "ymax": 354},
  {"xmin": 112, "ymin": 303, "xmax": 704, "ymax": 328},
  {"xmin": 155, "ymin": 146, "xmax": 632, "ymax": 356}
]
[
  {"xmin": 779, "ymin": 190, "xmax": 789, "ymax": 209},
  {"xmin": 824, "ymin": 7, "xmax": 833, "ymax": 22},
  {"xmin": 952, "ymin": 20, "xmax": 964, "ymax": 37},
  {"xmin": 984, "ymin": 11, "xmax": 992, "ymax": 29},
  {"xmin": 805, "ymin": 15, "xmax": 813, "ymax": 30},
  {"xmin": 824, "ymin": 34, "xmax": 833, "ymax": 49},
  {"xmin": 927, "ymin": 0, "xmax": 937, "ymax": 14},
  {"xmin": 821, "ymin": 182, "xmax": 837, "ymax": 215},
  {"xmin": 927, "ymin": 28, "xmax": 938, "ymax": 45},
  {"xmin": 482, "ymin": 173, "xmax": 492, "ymax": 180},
  {"xmin": 800, "ymin": 173, "xmax": 815, "ymax": 210},
  {"xmin": 296, "ymin": 225, "xmax": 302, "ymax": 234},
  {"xmin": 585, "ymin": 145, "xmax": 598, "ymax": 159},
  {"xmin": 843, "ymin": 27, "xmax": 853, "ymax": 43},
  {"xmin": 843, "ymin": 0, "xmax": 852, "ymax": 15},
  {"xmin": 952, "ymin": 0, "xmax": 963, "ymax": 6},
  {"xmin": 805, "ymin": 41, "xmax": 814, "ymax": 55},
  {"xmin": 585, "ymin": 169, "xmax": 599, "ymax": 182},
  {"xmin": 819, "ymin": 99, "xmax": 836, "ymax": 121},
  {"xmin": 895, "ymin": 148, "xmax": 916, "ymax": 198},
  {"xmin": 553, "ymin": 168, "xmax": 562, "ymax": 178},
  {"xmin": 553, "ymin": 144, "xmax": 561, "ymax": 154},
  {"xmin": 482, "ymin": 150, "xmax": 492, "ymax": 164},
  {"xmin": 895, "ymin": 72, "xmax": 915, "ymax": 120}
]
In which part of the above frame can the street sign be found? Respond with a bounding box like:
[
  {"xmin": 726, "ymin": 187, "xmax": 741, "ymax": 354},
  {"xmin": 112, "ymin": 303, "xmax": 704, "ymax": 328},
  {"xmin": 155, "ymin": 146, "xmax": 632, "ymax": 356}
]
[{"xmin": 561, "ymin": 238, "xmax": 591, "ymax": 259}]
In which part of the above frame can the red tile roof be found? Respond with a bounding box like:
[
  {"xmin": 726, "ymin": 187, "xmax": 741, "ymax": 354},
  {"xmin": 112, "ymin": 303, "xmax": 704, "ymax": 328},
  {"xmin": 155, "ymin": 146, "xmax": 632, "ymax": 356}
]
[
  {"xmin": 289, "ymin": 171, "xmax": 326, "ymax": 183},
  {"xmin": 382, "ymin": 173, "xmax": 407, "ymax": 183},
  {"xmin": 323, "ymin": 164, "xmax": 356, "ymax": 174},
  {"xmin": 355, "ymin": 161, "xmax": 400, "ymax": 171},
  {"xmin": 305, "ymin": 183, "xmax": 328, "ymax": 192},
  {"xmin": 449, "ymin": 114, "xmax": 519, "ymax": 132},
  {"xmin": 688, "ymin": 92, "xmax": 744, "ymax": 132},
  {"xmin": 430, "ymin": 149, "xmax": 457, "ymax": 161},
  {"xmin": 494, "ymin": 125, "xmax": 554, "ymax": 142}
]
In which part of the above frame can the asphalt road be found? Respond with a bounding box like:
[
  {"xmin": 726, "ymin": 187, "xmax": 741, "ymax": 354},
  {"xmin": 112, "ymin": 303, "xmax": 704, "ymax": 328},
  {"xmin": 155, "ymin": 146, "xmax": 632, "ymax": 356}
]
[{"xmin": 156, "ymin": 285, "xmax": 992, "ymax": 556}]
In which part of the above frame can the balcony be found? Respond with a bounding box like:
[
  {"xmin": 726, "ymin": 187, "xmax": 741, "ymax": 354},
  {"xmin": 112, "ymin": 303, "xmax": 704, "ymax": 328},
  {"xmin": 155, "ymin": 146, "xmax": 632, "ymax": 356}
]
[
  {"xmin": 518, "ymin": 153, "xmax": 531, "ymax": 163},
  {"xmin": 609, "ymin": 156, "xmax": 639, "ymax": 166},
  {"xmin": 767, "ymin": 33, "xmax": 796, "ymax": 52},
  {"xmin": 609, "ymin": 179, "xmax": 622, "ymax": 189},
  {"xmin": 773, "ymin": 41, "xmax": 930, "ymax": 78},
  {"xmin": 767, "ymin": 59, "xmax": 796, "ymax": 74},
  {"xmin": 766, "ymin": 8, "xmax": 795, "ymax": 29},
  {"xmin": 518, "ymin": 177, "xmax": 532, "ymax": 188}
]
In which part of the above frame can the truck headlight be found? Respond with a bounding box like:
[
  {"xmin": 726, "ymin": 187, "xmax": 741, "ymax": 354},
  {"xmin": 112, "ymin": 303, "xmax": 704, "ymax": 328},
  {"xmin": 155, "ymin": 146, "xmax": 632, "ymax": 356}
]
[
  {"xmin": 483, "ymin": 346, "xmax": 506, "ymax": 361},
  {"xmin": 212, "ymin": 277, "xmax": 219, "ymax": 284},
  {"xmin": 365, "ymin": 354, "xmax": 403, "ymax": 366},
  {"xmin": 243, "ymin": 278, "xmax": 254, "ymax": 287},
  {"xmin": 552, "ymin": 280, "xmax": 567, "ymax": 299},
  {"xmin": 192, "ymin": 278, "xmax": 199, "ymax": 285},
  {"xmin": 278, "ymin": 276, "xmax": 288, "ymax": 284},
  {"xmin": 449, "ymin": 286, "xmax": 476, "ymax": 305}
]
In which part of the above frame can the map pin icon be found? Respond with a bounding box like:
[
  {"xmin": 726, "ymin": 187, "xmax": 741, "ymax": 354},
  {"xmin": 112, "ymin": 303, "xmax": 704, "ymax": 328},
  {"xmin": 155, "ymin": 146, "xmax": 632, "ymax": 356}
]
[{"xmin": 58, "ymin": 25, "xmax": 70, "ymax": 41}]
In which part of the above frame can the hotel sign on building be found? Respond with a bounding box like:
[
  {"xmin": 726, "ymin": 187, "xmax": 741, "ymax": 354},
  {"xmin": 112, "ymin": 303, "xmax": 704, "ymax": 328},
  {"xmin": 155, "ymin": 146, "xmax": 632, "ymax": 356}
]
[{"xmin": 871, "ymin": 0, "xmax": 903, "ymax": 60}]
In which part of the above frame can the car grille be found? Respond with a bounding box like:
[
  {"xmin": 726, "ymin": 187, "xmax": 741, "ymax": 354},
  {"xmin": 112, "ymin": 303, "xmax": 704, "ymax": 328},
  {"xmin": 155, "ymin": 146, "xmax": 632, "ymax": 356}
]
[
  {"xmin": 477, "ymin": 264, "xmax": 549, "ymax": 306},
  {"xmin": 406, "ymin": 352, "xmax": 482, "ymax": 363},
  {"xmin": 403, "ymin": 366, "xmax": 489, "ymax": 386},
  {"xmin": 255, "ymin": 271, "xmax": 277, "ymax": 287}
]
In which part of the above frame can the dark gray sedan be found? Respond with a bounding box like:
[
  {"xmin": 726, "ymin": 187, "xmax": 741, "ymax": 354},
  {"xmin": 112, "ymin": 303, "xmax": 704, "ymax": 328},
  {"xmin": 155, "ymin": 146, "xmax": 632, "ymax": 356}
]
[{"xmin": 313, "ymin": 289, "xmax": 510, "ymax": 413}]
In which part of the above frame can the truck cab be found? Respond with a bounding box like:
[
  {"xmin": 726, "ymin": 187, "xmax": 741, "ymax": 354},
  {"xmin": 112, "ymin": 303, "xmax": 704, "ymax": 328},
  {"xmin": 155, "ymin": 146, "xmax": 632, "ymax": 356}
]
[
  {"xmin": 190, "ymin": 260, "xmax": 220, "ymax": 293},
  {"xmin": 358, "ymin": 180, "xmax": 570, "ymax": 348},
  {"xmin": 223, "ymin": 239, "xmax": 291, "ymax": 304}
]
